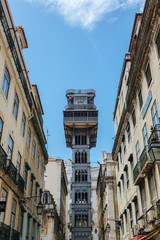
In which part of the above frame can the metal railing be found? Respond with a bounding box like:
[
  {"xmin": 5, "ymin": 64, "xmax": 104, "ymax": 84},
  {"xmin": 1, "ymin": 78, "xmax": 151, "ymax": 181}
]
[
  {"xmin": 0, "ymin": 146, "xmax": 24, "ymax": 193},
  {"xmin": 0, "ymin": 222, "xmax": 20, "ymax": 240},
  {"xmin": 64, "ymin": 116, "xmax": 98, "ymax": 123},
  {"xmin": 66, "ymin": 89, "xmax": 95, "ymax": 95},
  {"xmin": 65, "ymin": 104, "xmax": 96, "ymax": 110},
  {"xmin": 133, "ymin": 146, "xmax": 150, "ymax": 182}
]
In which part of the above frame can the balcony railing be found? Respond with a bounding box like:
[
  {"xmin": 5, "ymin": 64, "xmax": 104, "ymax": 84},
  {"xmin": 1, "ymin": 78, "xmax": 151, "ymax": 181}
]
[
  {"xmin": 66, "ymin": 89, "xmax": 95, "ymax": 95},
  {"xmin": 0, "ymin": 222, "xmax": 20, "ymax": 240},
  {"xmin": 65, "ymin": 104, "xmax": 96, "ymax": 110},
  {"xmin": 133, "ymin": 146, "xmax": 153, "ymax": 183},
  {"xmin": 0, "ymin": 145, "xmax": 24, "ymax": 194},
  {"xmin": 64, "ymin": 116, "xmax": 98, "ymax": 123}
]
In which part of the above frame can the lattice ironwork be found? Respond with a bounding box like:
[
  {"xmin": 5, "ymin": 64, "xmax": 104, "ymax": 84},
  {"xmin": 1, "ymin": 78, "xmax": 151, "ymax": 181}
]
[{"xmin": 0, "ymin": 145, "xmax": 24, "ymax": 193}]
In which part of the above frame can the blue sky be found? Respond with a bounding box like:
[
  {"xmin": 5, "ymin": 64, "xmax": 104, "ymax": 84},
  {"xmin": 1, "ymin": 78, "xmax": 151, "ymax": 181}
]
[{"xmin": 9, "ymin": 0, "xmax": 145, "ymax": 163}]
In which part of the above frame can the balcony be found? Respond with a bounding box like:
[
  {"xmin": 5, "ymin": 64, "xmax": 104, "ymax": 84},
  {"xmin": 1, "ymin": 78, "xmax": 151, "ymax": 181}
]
[
  {"xmin": 0, "ymin": 222, "xmax": 20, "ymax": 240},
  {"xmin": 0, "ymin": 145, "xmax": 24, "ymax": 194},
  {"xmin": 65, "ymin": 104, "xmax": 97, "ymax": 110},
  {"xmin": 66, "ymin": 89, "xmax": 95, "ymax": 95},
  {"xmin": 133, "ymin": 146, "xmax": 153, "ymax": 185}
]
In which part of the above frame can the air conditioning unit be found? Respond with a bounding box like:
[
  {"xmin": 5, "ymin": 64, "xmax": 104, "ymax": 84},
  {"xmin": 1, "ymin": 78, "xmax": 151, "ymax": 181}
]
[{"xmin": 132, "ymin": 224, "xmax": 140, "ymax": 236}]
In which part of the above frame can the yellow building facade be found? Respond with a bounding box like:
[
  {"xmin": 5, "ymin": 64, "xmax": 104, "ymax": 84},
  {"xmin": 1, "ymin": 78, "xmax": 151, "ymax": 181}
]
[
  {"xmin": 113, "ymin": 0, "xmax": 160, "ymax": 239},
  {"xmin": 0, "ymin": 0, "xmax": 48, "ymax": 239}
]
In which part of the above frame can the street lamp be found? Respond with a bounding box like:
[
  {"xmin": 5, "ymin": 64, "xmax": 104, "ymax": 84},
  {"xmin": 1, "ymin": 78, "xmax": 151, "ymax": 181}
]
[
  {"xmin": 148, "ymin": 125, "xmax": 160, "ymax": 162},
  {"xmin": 105, "ymin": 223, "xmax": 111, "ymax": 233},
  {"xmin": 148, "ymin": 141, "xmax": 160, "ymax": 161},
  {"xmin": 37, "ymin": 201, "xmax": 44, "ymax": 215},
  {"xmin": 105, "ymin": 223, "xmax": 111, "ymax": 240}
]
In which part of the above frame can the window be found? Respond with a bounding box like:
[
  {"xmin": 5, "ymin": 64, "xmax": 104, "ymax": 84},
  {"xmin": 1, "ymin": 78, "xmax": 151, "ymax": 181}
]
[
  {"xmin": 0, "ymin": 188, "xmax": 8, "ymax": 222},
  {"xmin": 121, "ymin": 215, "xmax": 124, "ymax": 236},
  {"xmin": 155, "ymin": 28, "xmax": 160, "ymax": 58},
  {"xmin": 7, "ymin": 135, "xmax": 14, "ymax": 160},
  {"xmin": 148, "ymin": 171, "xmax": 157, "ymax": 204},
  {"xmin": 27, "ymin": 215, "xmax": 30, "ymax": 238},
  {"xmin": 0, "ymin": 117, "xmax": 3, "ymax": 142},
  {"xmin": 135, "ymin": 141, "xmax": 140, "ymax": 161},
  {"xmin": 24, "ymin": 168, "xmax": 28, "ymax": 190},
  {"xmin": 27, "ymin": 128, "xmax": 31, "ymax": 149},
  {"xmin": 21, "ymin": 112, "xmax": 26, "ymax": 136},
  {"xmin": 41, "ymin": 160, "xmax": 43, "ymax": 176},
  {"xmin": 118, "ymin": 183, "xmax": 122, "ymax": 200},
  {"xmin": 30, "ymin": 179, "xmax": 33, "ymax": 197},
  {"xmin": 122, "ymin": 135, "xmax": 126, "ymax": 154},
  {"xmin": 32, "ymin": 140, "xmax": 36, "ymax": 160},
  {"xmin": 151, "ymin": 100, "xmax": 159, "ymax": 126},
  {"xmin": 140, "ymin": 183, "xmax": 147, "ymax": 213},
  {"xmin": 132, "ymin": 108, "xmax": 136, "ymax": 127},
  {"xmin": 122, "ymin": 176, "xmax": 125, "ymax": 195},
  {"xmin": 37, "ymin": 151, "xmax": 40, "ymax": 169},
  {"xmin": 126, "ymin": 121, "xmax": 131, "ymax": 143},
  {"xmin": 142, "ymin": 123, "xmax": 148, "ymax": 147},
  {"xmin": 116, "ymin": 156, "xmax": 119, "ymax": 171},
  {"xmin": 2, "ymin": 68, "xmax": 10, "ymax": 98},
  {"xmin": 134, "ymin": 198, "xmax": 139, "ymax": 224},
  {"xmin": 125, "ymin": 167, "xmax": 129, "ymax": 189},
  {"xmin": 145, "ymin": 62, "xmax": 152, "ymax": 87},
  {"xmin": 10, "ymin": 199, "xmax": 17, "ymax": 228},
  {"xmin": 16, "ymin": 152, "xmax": 22, "ymax": 173},
  {"xmin": 129, "ymin": 156, "xmax": 134, "ymax": 181},
  {"xmin": 32, "ymin": 220, "xmax": 35, "ymax": 240},
  {"xmin": 129, "ymin": 205, "xmax": 133, "ymax": 229},
  {"xmin": 138, "ymin": 89, "xmax": 143, "ymax": 109},
  {"xmin": 12, "ymin": 93, "xmax": 19, "ymax": 120},
  {"xmin": 125, "ymin": 210, "xmax": 128, "ymax": 232},
  {"xmin": 119, "ymin": 147, "xmax": 122, "ymax": 163}
]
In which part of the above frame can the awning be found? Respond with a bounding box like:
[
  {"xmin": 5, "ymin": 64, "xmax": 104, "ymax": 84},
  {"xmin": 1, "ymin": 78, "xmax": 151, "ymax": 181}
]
[{"xmin": 138, "ymin": 229, "xmax": 160, "ymax": 240}]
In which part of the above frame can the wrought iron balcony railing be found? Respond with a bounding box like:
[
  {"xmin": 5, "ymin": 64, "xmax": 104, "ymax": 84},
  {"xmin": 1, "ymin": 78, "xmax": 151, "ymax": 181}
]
[
  {"xmin": 65, "ymin": 104, "xmax": 96, "ymax": 110},
  {"xmin": 133, "ymin": 146, "xmax": 152, "ymax": 183},
  {"xmin": 64, "ymin": 116, "xmax": 98, "ymax": 123},
  {"xmin": 0, "ymin": 222, "xmax": 20, "ymax": 240},
  {"xmin": 0, "ymin": 145, "xmax": 24, "ymax": 194}
]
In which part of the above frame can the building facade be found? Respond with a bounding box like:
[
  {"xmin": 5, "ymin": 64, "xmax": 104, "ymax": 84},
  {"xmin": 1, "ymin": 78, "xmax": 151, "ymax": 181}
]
[
  {"xmin": 63, "ymin": 89, "xmax": 98, "ymax": 240},
  {"xmin": 44, "ymin": 158, "xmax": 68, "ymax": 239},
  {"xmin": 96, "ymin": 151, "xmax": 119, "ymax": 240},
  {"xmin": 41, "ymin": 190, "xmax": 63, "ymax": 240},
  {"xmin": 0, "ymin": 1, "xmax": 48, "ymax": 239},
  {"xmin": 113, "ymin": 0, "xmax": 160, "ymax": 239}
]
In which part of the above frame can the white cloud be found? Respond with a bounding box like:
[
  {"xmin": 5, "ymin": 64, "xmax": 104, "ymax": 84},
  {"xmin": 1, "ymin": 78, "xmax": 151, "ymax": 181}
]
[{"xmin": 25, "ymin": 0, "xmax": 145, "ymax": 29}]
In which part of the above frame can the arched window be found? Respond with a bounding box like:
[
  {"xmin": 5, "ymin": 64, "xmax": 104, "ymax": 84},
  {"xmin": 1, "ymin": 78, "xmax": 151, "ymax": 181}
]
[
  {"xmin": 27, "ymin": 127, "xmax": 31, "ymax": 149},
  {"xmin": 2, "ymin": 68, "xmax": 10, "ymax": 98}
]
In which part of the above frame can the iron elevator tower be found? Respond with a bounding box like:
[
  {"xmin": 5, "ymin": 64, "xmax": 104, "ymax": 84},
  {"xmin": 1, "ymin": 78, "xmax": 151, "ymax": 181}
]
[{"xmin": 63, "ymin": 89, "xmax": 98, "ymax": 240}]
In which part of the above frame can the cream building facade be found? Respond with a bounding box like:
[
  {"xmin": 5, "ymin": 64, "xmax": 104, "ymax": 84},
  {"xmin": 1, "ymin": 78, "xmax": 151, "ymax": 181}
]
[
  {"xmin": 0, "ymin": 0, "xmax": 48, "ymax": 239},
  {"xmin": 44, "ymin": 158, "xmax": 68, "ymax": 239},
  {"xmin": 113, "ymin": 0, "xmax": 160, "ymax": 239},
  {"xmin": 96, "ymin": 151, "xmax": 119, "ymax": 240}
]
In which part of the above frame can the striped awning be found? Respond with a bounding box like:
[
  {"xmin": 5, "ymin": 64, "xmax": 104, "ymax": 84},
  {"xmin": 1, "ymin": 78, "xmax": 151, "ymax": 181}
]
[{"xmin": 139, "ymin": 229, "xmax": 160, "ymax": 240}]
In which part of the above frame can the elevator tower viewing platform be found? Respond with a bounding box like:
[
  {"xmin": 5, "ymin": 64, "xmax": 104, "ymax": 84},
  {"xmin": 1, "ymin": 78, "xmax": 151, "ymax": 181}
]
[{"xmin": 63, "ymin": 89, "xmax": 98, "ymax": 240}]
